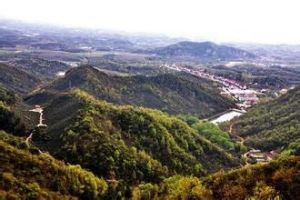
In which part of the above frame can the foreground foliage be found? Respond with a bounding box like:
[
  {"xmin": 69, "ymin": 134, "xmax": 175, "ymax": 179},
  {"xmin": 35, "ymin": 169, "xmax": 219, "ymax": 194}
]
[
  {"xmin": 132, "ymin": 156, "xmax": 300, "ymax": 200},
  {"xmin": 0, "ymin": 131, "xmax": 108, "ymax": 199}
]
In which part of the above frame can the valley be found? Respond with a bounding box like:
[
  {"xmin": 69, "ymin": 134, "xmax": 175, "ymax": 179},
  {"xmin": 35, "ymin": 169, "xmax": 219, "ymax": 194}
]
[
  {"xmin": 0, "ymin": 19, "xmax": 299, "ymax": 199},
  {"xmin": 161, "ymin": 63, "xmax": 281, "ymax": 164}
]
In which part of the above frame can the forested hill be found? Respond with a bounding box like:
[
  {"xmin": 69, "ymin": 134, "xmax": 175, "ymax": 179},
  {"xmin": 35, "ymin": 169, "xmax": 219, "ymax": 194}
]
[
  {"xmin": 231, "ymin": 86, "xmax": 300, "ymax": 151},
  {"xmin": 23, "ymin": 89, "xmax": 241, "ymax": 196},
  {"xmin": 43, "ymin": 65, "xmax": 235, "ymax": 118}
]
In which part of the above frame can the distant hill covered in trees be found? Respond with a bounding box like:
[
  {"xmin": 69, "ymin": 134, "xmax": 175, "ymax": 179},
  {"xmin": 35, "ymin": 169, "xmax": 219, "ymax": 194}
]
[{"xmin": 41, "ymin": 65, "xmax": 235, "ymax": 118}]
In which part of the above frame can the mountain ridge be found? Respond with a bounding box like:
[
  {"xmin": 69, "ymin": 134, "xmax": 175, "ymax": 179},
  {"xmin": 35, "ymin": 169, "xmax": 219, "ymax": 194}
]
[{"xmin": 38, "ymin": 65, "xmax": 236, "ymax": 118}]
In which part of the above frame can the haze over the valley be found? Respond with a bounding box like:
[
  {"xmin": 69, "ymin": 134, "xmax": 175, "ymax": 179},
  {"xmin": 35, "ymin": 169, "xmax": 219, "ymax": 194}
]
[{"xmin": 1, "ymin": 0, "xmax": 300, "ymax": 44}]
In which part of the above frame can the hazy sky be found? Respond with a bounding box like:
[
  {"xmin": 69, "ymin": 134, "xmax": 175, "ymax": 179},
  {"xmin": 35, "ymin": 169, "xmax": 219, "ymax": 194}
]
[{"xmin": 1, "ymin": 0, "xmax": 300, "ymax": 44}]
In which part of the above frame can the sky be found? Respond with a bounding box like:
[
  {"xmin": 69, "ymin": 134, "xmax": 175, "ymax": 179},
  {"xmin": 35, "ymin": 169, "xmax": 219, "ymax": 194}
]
[{"xmin": 0, "ymin": 0, "xmax": 300, "ymax": 44}]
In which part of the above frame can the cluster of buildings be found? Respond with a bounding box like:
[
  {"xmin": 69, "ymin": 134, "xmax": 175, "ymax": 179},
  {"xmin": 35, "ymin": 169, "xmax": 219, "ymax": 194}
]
[
  {"xmin": 162, "ymin": 63, "xmax": 259, "ymax": 109},
  {"xmin": 222, "ymin": 88, "xmax": 259, "ymax": 108},
  {"xmin": 244, "ymin": 149, "xmax": 276, "ymax": 163}
]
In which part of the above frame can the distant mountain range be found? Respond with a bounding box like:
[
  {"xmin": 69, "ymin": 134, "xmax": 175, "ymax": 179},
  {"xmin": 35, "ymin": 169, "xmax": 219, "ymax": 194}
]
[
  {"xmin": 147, "ymin": 41, "xmax": 256, "ymax": 60},
  {"xmin": 228, "ymin": 43, "xmax": 300, "ymax": 61},
  {"xmin": 0, "ymin": 19, "xmax": 184, "ymax": 51},
  {"xmin": 0, "ymin": 19, "xmax": 257, "ymax": 61},
  {"xmin": 0, "ymin": 26, "xmax": 134, "ymax": 52}
]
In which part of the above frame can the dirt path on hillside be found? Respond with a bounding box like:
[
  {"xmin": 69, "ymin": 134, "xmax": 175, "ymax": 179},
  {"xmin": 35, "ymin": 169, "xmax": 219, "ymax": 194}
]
[
  {"xmin": 25, "ymin": 106, "xmax": 47, "ymax": 153},
  {"xmin": 29, "ymin": 106, "xmax": 47, "ymax": 127}
]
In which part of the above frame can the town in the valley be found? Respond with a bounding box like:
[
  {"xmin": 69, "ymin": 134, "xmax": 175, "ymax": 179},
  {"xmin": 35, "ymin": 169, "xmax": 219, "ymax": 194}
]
[{"xmin": 162, "ymin": 63, "xmax": 282, "ymax": 164}]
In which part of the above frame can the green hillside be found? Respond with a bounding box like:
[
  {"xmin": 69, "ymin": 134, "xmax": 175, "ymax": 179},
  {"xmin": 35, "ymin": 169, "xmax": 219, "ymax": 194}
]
[
  {"xmin": 231, "ymin": 86, "xmax": 300, "ymax": 151},
  {"xmin": 23, "ymin": 90, "xmax": 241, "ymax": 196},
  {"xmin": 44, "ymin": 65, "xmax": 235, "ymax": 118}
]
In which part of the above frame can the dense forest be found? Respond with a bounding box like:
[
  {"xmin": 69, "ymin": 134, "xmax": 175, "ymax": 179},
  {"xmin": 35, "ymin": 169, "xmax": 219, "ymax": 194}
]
[
  {"xmin": 231, "ymin": 86, "xmax": 300, "ymax": 151},
  {"xmin": 41, "ymin": 65, "xmax": 235, "ymax": 118}
]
